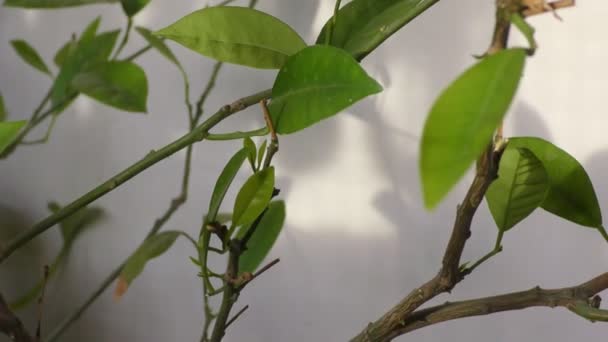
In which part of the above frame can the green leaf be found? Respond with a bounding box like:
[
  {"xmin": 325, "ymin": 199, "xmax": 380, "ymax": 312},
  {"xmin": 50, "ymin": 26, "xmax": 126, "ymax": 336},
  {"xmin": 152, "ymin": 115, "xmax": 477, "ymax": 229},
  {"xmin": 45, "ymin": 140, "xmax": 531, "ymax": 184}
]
[
  {"xmin": 120, "ymin": 0, "xmax": 149, "ymax": 17},
  {"xmin": 0, "ymin": 93, "xmax": 6, "ymax": 121},
  {"xmin": 257, "ymin": 140, "xmax": 267, "ymax": 169},
  {"xmin": 486, "ymin": 147, "xmax": 549, "ymax": 231},
  {"xmin": 51, "ymin": 23, "xmax": 120, "ymax": 110},
  {"xmin": 420, "ymin": 48, "xmax": 527, "ymax": 209},
  {"xmin": 207, "ymin": 148, "xmax": 249, "ymax": 223},
  {"xmin": 10, "ymin": 40, "xmax": 51, "ymax": 75},
  {"xmin": 115, "ymin": 231, "xmax": 180, "ymax": 298},
  {"xmin": 316, "ymin": 0, "xmax": 439, "ymax": 60},
  {"xmin": 71, "ymin": 61, "xmax": 148, "ymax": 112},
  {"xmin": 0, "ymin": 121, "xmax": 26, "ymax": 154},
  {"xmin": 243, "ymin": 137, "xmax": 257, "ymax": 170},
  {"xmin": 4, "ymin": 0, "xmax": 118, "ymax": 8},
  {"xmin": 155, "ymin": 6, "xmax": 307, "ymax": 69},
  {"xmin": 53, "ymin": 37, "xmax": 77, "ymax": 68},
  {"xmin": 237, "ymin": 200, "xmax": 286, "ymax": 273},
  {"xmin": 269, "ymin": 45, "xmax": 382, "ymax": 134},
  {"xmin": 508, "ymin": 137, "xmax": 603, "ymax": 229},
  {"xmin": 48, "ymin": 202, "xmax": 105, "ymax": 247},
  {"xmin": 232, "ymin": 167, "xmax": 275, "ymax": 227},
  {"xmin": 135, "ymin": 26, "xmax": 180, "ymax": 67}
]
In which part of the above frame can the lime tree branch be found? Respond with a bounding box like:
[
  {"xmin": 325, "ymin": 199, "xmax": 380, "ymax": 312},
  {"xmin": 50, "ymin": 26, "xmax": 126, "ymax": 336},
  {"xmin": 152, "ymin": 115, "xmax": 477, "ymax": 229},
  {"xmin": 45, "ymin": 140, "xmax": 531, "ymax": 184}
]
[
  {"xmin": 0, "ymin": 88, "xmax": 272, "ymax": 265},
  {"xmin": 388, "ymin": 272, "xmax": 608, "ymax": 338}
]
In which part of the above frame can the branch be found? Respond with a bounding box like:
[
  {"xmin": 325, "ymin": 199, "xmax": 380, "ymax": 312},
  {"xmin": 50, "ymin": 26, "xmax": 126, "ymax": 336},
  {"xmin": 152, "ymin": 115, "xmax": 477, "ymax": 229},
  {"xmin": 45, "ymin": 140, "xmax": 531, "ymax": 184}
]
[
  {"xmin": 0, "ymin": 293, "xmax": 35, "ymax": 342},
  {"xmin": 0, "ymin": 88, "xmax": 272, "ymax": 265},
  {"xmin": 522, "ymin": 0, "xmax": 575, "ymax": 17},
  {"xmin": 388, "ymin": 272, "xmax": 608, "ymax": 338}
]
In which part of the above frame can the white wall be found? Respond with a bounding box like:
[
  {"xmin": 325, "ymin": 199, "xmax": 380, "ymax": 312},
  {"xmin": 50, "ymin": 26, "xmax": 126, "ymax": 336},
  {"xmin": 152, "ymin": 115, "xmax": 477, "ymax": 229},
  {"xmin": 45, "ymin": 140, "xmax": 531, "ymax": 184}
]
[{"xmin": 1, "ymin": 1, "xmax": 607, "ymax": 341}]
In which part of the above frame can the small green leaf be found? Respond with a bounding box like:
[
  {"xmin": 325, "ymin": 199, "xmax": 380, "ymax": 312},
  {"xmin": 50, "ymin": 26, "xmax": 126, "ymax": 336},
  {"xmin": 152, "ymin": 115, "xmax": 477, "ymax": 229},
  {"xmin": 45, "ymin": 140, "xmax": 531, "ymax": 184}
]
[
  {"xmin": 4, "ymin": 0, "xmax": 118, "ymax": 8},
  {"xmin": 155, "ymin": 6, "xmax": 307, "ymax": 69},
  {"xmin": 72, "ymin": 61, "xmax": 148, "ymax": 112},
  {"xmin": 420, "ymin": 48, "xmax": 527, "ymax": 209},
  {"xmin": 237, "ymin": 200, "xmax": 286, "ymax": 273},
  {"xmin": 269, "ymin": 45, "xmax": 382, "ymax": 134},
  {"xmin": 0, "ymin": 121, "xmax": 26, "ymax": 154},
  {"xmin": 135, "ymin": 26, "xmax": 180, "ymax": 66},
  {"xmin": 207, "ymin": 148, "xmax": 249, "ymax": 224},
  {"xmin": 115, "ymin": 231, "xmax": 180, "ymax": 298},
  {"xmin": 232, "ymin": 167, "xmax": 275, "ymax": 227},
  {"xmin": 0, "ymin": 93, "xmax": 6, "ymax": 121},
  {"xmin": 51, "ymin": 20, "xmax": 120, "ymax": 110},
  {"xmin": 120, "ymin": 0, "xmax": 149, "ymax": 17},
  {"xmin": 48, "ymin": 202, "xmax": 105, "ymax": 247},
  {"xmin": 243, "ymin": 137, "xmax": 257, "ymax": 170},
  {"xmin": 10, "ymin": 40, "xmax": 51, "ymax": 75},
  {"xmin": 257, "ymin": 140, "xmax": 267, "ymax": 168},
  {"xmin": 509, "ymin": 137, "xmax": 603, "ymax": 229},
  {"xmin": 53, "ymin": 38, "xmax": 77, "ymax": 68},
  {"xmin": 316, "ymin": 0, "xmax": 439, "ymax": 60},
  {"xmin": 486, "ymin": 147, "xmax": 549, "ymax": 231}
]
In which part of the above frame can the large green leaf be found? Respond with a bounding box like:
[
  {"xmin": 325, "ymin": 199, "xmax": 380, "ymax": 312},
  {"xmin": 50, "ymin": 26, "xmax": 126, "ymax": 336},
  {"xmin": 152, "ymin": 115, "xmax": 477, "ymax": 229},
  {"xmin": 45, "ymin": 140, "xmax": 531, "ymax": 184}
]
[
  {"xmin": 420, "ymin": 48, "xmax": 526, "ymax": 209},
  {"xmin": 316, "ymin": 0, "xmax": 439, "ymax": 60},
  {"xmin": 155, "ymin": 6, "xmax": 307, "ymax": 69},
  {"xmin": 10, "ymin": 40, "xmax": 51, "ymax": 75},
  {"xmin": 0, "ymin": 121, "xmax": 26, "ymax": 154},
  {"xmin": 486, "ymin": 147, "xmax": 549, "ymax": 231},
  {"xmin": 4, "ymin": 0, "xmax": 118, "ymax": 7},
  {"xmin": 72, "ymin": 61, "xmax": 148, "ymax": 112},
  {"xmin": 237, "ymin": 200, "xmax": 285, "ymax": 273},
  {"xmin": 508, "ymin": 137, "xmax": 603, "ymax": 229},
  {"xmin": 207, "ymin": 148, "xmax": 249, "ymax": 223},
  {"xmin": 0, "ymin": 93, "xmax": 6, "ymax": 121},
  {"xmin": 268, "ymin": 45, "xmax": 382, "ymax": 134},
  {"xmin": 115, "ymin": 231, "xmax": 180, "ymax": 298},
  {"xmin": 51, "ymin": 20, "xmax": 120, "ymax": 110},
  {"xmin": 232, "ymin": 167, "xmax": 275, "ymax": 227},
  {"xmin": 135, "ymin": 26, "xmax": 180, "ymax": 67},
  {"xmin": 120, "ymin": 0, "xmax": 149, "ymax": 16}
]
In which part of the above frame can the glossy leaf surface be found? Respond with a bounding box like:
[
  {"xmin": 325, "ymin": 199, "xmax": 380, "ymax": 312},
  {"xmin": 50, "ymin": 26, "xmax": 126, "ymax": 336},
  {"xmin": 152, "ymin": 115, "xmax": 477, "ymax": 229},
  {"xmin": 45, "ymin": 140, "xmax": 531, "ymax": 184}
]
[
  {"xmin": 269, "ymin": 45, "xmax": 382, "ymax": 134},
  {"xmin": 232, "ymin": 167, "xmax": 275, "ymax": 227},
  {"xmin": 420, "ymin": 48, "xmax": 526, "ymax": 209},
  {"xmin": 207, "ymin": 148, "xmax": 249, "ymax": 223},
  {"xmin": 155, "ymin": 6, "xmax": 307, "ymax": 69}
]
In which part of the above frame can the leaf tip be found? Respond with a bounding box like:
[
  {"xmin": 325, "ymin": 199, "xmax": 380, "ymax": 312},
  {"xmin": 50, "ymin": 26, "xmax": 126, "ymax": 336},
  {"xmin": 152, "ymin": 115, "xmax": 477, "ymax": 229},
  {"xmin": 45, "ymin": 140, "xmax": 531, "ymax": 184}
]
[{"xmin": 114, "ymin": 277, "xmax": 129, "ymax": 301}]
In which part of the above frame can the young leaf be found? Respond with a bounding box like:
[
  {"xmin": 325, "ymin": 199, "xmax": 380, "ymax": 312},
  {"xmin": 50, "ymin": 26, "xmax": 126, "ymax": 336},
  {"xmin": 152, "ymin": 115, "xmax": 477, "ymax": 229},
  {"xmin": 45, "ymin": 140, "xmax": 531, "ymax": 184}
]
[
  {"xmin": 257, "ymin": 140, "xmax": 267, "ymax": 169},
  {"xmin": 4, "ymin": 0, "xmax": 118, "ymax": 8},
  {"xmin": 0, "ymin": 121, "xmax": 26, "ymax": 154},
  {"xmin": 268, "ymin": 45, "xmax": 382, "ymax": 134},
  {"xmin": 53, "ymin": 38, "xmax": 77, "ymax": 68},
  {"xmin": 48, "ymin": 202, "xmax": 105, "ymax": 248},
  {"xmin": 10, "ymin": 40, "xmax": 51, "ymax": 76},
  {"xmin": 51, "ymin": 29, "xmax": 120, "ymax": 110},
  {"xmin": 420, "ymin": 48, "xmax": 527, "ymax": 209},
  {"xmin": 232, "ymin": 167, "xmax": 275, "ymax": 227},
  {"xmin": 71, "ymin": 61, "xmax": 148, "ymax": 112},
  {"xmin": 115, "ymin": 231, "xmax": 181, "ymax": 298},
  {"xmin": 243, "ymin": 137, "xmax": 257, "ymax": 171},
  {"xmin": 486, "ymin": 147, "xmax": 549, "ymax": 231},
  {"xmin": 120, "ymin": 0, "xmax": 149, "ymax": 17},
  {"xmin": 155, "ymin": 6, "xmax": 307, "ymax": 69},
  {"xmin": 316, "ymin": 0, "xmax": 440, "ymax": 60},
  {"xmin": 237, "ymin": 200, "xmax": 286, "ymax": 273},
  {"xmin": 135, "ymin": 26, "xmax": 180, "ymax": 67},
  {"xmin": 0, "ymin": 93, "xmax": 6, "ymax": 121},
  {"xmin": 508, "ymin": 137, "xmax": 603, "ymax": 229},
  {"xmin": 207, "ymin": 148, "xmax": 249, "ymax": 223}
]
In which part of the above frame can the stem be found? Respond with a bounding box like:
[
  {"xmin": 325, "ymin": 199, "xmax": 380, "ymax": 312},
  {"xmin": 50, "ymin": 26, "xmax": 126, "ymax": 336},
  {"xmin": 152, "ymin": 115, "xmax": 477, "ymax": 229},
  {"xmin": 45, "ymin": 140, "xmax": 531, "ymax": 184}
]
[
  {"xmin": 0, "ymin": 88, "xmax": 272, "ymax": 265},
  {"xmin": 461, "ymin": 231, "xmax": 504, "ymax": 276},
  {"xmin": 206, "ymin": 127, "xmax": 268, "ymax": 141},
  {"xmin": 112, "ymin": 18, "xmax": 133, "ymax": 60},
  {"xmin": 21, "ymin": 113, "xmax": 58, "ymax": 145},
  {"xmin": 122, "ymin": 43, "xmax": 153, "ymax": 62}
]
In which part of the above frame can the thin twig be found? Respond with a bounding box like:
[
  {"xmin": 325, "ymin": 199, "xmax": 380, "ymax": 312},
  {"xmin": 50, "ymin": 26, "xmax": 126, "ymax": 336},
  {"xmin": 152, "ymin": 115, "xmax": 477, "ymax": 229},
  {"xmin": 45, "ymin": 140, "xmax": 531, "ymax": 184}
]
[
  {"xmin": 522, "ymin": 0, "xmax": 575, "ymax": 17},
  {"xmin": 0, "ymin": 293, "xmax": 35, "ymax": 342},
  {"xmin": 237, "ymin": 258, "xmax": 280, "ymax": 291},
  {"xmin": 260, "ymin": 100, "xmax": 278, "ymax": 169},
  {"xmin": 112, "ymin": 18, "xmax": 133, "ymax": 60},
  {"xmin": 225, "ymin": 305, "xmax": 249, "ymax": 329}
]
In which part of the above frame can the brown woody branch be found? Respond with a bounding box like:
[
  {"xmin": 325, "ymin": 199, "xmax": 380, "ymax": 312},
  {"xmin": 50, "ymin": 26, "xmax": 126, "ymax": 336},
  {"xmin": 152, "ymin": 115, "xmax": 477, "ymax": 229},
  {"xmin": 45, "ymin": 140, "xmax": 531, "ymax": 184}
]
[
  {"xmin": 388, "ymin": 272, "xmax": 608, "ymax": 338},
  {"xmin": 522, "ymin": 0, "xmax": 575, "ymax": 17},
  {"xmin": 0, "ymin": 293, "xmax": 35, "ymax": 342}
]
